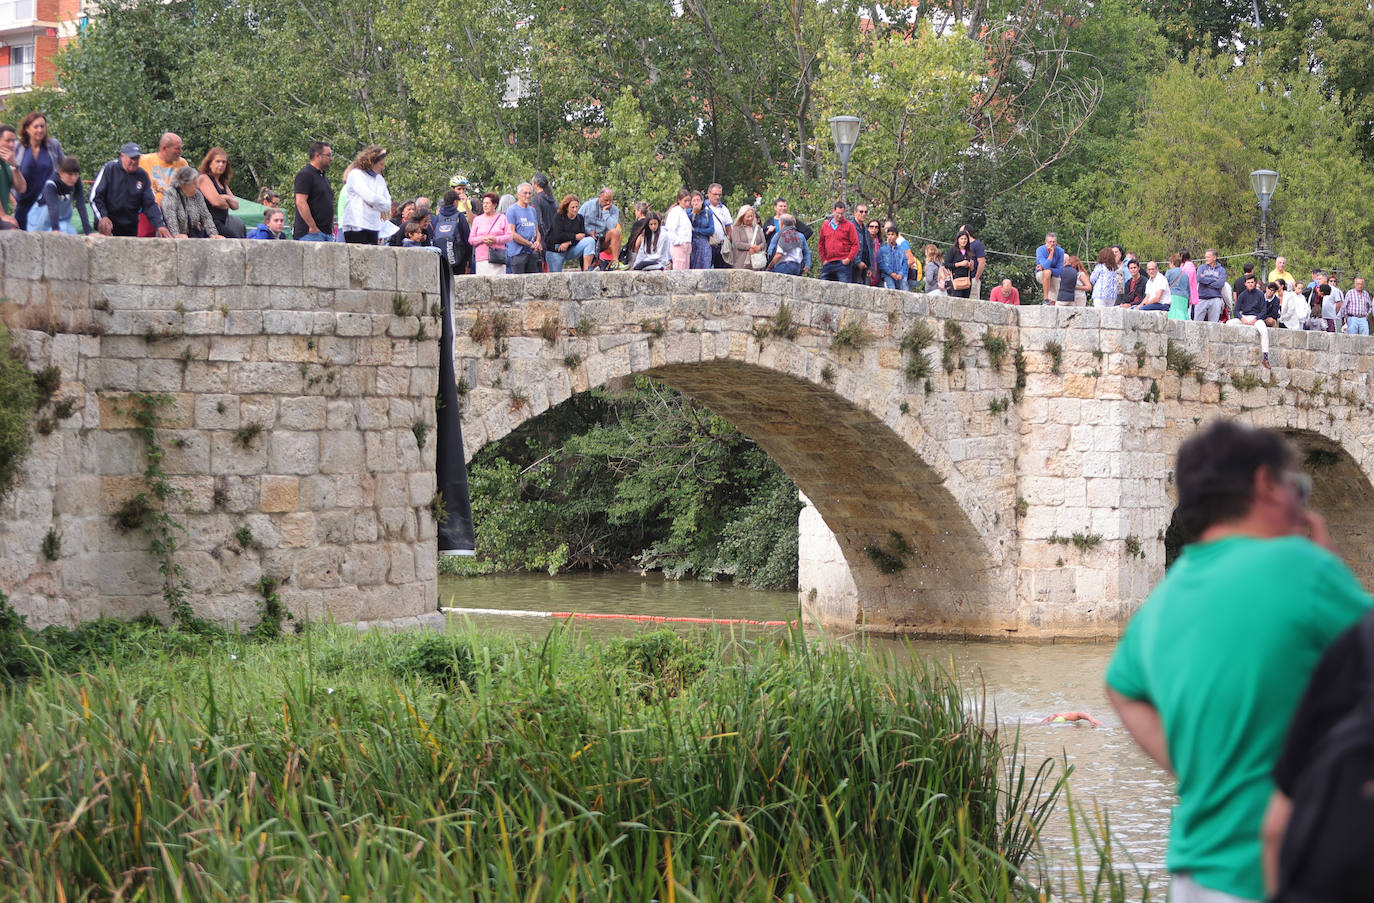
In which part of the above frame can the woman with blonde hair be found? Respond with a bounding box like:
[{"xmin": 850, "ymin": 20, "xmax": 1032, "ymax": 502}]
[
  {"xmin": 923, "ymin": 244, "xmax": 948, "ymax": 294},
  {"xmin": 340, "ymin": 145, "xmax": 392, "ymax": 244},
  {"xmin": 729, "ymin": 204, "xmax": 767, "ymax": 270}
]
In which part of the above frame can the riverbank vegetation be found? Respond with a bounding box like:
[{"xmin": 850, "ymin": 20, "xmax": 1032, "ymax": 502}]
[
  {"xmin": 0, "ymin": 600, "xmax": 1149, "ymax": 901},
  {"xmin": 449, "ymin": 379, "xmax": 801, "ymax": 588}
]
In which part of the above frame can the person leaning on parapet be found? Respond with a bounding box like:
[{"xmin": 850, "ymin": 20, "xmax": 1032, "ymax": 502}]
[
  {"xmin": 1135, "ymin": 260, "xmax": 1172, "ymax": 312},
  {"xmin": 988, "ymin": 278, "xmax": 1020, "ymax": 305},
  {"xmin": 1194, "ymin": 249, "xmax": 1228, "ymax": 322},
  {"xmin": 1035, "ymin": 232, "xmax": 1065, "ymax": 302},
  {"xmin": 90, "ymin": 142, "xmax": 171, "ymax": 238},
  {"xmin": 293, "ymin": 141, "xmax": 334, "ymax": 241},
  {"xmin": 765, "ymin": 213, "xmax": 810, "ymax": 276},
  {"xmin": 137, "ymin": 132, "xmax": 187, "ymax": 236},
  {"xmin": 161, "ymin": 166, "xmax": 221, "ymax": 239},
  {"xmin": 1106, "ymin": 420, "xmax": 1370, "ymax": 903}
]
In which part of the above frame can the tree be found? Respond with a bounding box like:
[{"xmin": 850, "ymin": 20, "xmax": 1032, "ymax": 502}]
[{"xmin": 815, "ymin": 24, "xmax": 979, "ymax": 225}]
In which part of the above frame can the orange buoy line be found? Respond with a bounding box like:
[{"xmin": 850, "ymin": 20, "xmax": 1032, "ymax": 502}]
[{"xmin": 440, "ymin": 607, "xmax": 797, "ymax": 627}]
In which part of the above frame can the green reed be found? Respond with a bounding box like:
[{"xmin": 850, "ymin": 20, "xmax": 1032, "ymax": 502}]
[{"xmin": 0, "ymin": 623, "xmax": 1139, "ymax": 901}]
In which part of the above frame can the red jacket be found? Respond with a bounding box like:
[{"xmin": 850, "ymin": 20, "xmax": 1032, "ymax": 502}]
[{"xmin": 818, "ymin": 217, "xmax": 858, "ymax": 264}]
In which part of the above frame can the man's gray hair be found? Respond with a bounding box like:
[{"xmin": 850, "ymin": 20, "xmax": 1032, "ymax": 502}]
[
  {"xmin": 780, "ymin": 213, "xmax": 796, "ymax": 227},
  {"xmin": 1045, "ymin": 232, "xmax": 1057, "ymax": 241},
  {"xmin": 709, "ymin": 183, "xmax": 723, "ymax": 193},
  {"xmin": 516, "ymin": 182, "xmax": 532, "ymax": 194}
]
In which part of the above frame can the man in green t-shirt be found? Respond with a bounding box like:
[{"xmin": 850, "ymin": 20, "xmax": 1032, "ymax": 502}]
[{"xmin": 1106, "ymin": 420, "xmax": 1370, "ymax": 903}]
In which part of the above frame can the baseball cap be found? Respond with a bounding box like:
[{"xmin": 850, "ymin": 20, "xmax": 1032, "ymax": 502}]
[{"xmin": 120, "ymin": 142, "xmax": 142, "ymax": 157}]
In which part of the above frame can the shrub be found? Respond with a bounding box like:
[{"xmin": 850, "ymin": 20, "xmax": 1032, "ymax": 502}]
[{"xmin": 0, "ymin": 326, "xmax": 36, "ymax": 502}]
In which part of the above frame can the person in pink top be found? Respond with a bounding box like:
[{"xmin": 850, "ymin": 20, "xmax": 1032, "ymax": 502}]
[
  {"xmin": 989, "ymin": 278, "xmax": 1020, "ymax": 305},
  {"xmin": 1180, "ymin": 248, "xmax": 1199, "ymax": 315},
  {"xmin": 469, "ymin": 191, "xmax": 513, "ymax": 275}
]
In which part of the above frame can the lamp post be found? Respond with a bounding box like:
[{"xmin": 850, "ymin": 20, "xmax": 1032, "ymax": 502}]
[
  {"xmin": 829, "ymin": 115, "xmax": 861, "ymax": 206},
  {"xmin": 1250, "ymin": 169, "xmax": 1278, "ymax": 282}
]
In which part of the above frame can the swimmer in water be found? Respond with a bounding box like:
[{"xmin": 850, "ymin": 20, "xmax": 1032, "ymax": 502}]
[{"xmin": 1041, "ymin": 711, "xmax": 1102, "ymax": 726}]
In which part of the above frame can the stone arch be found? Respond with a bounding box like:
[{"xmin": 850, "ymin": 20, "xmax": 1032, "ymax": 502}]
[
  {"xmin": 1160, "ymin": 412, "xmax": 1374, "ymax": 588},
  {"xmin": 450, "ymin": 271, "xmax": 1022, "ymax": 634}
]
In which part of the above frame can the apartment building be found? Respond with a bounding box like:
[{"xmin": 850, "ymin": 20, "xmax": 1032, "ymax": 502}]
[{"xmin": 0, "ymin": 0, "xmax": 87, "ymax": 95}]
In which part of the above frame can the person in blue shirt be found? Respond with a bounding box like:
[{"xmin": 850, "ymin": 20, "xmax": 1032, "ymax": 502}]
[
  {"xmin": 876, "ymin": 222, "xmax": 912, "ymax": 290},
  {"xmin": 27, "ymin": 155, "xmax": 91, "ymax": 233},
  {"xmin": 1035, "ymin": 232, "xmax": 1065, "ymax": 302},
  {"xmin": 505, "ymin": 182, "xmax": 543, "ymax": 274}
]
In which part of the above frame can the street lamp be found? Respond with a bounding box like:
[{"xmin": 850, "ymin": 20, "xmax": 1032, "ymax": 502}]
[
  {"xmin": 1250, "ymin": 169, "xmax": 1278, "ymax": 281},
  {"xmin": 829, "ymin": 115, "xmax": 861, "ymax": 205}
]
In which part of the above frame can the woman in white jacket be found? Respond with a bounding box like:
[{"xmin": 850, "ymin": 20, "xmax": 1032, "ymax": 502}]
[
  {"xmin": 662, "ymin": 189, "xmax": 693, "ymax": 270},
  {"xmin": 340, "ymin": 146, "xmax": 392, "ymax": 244}
]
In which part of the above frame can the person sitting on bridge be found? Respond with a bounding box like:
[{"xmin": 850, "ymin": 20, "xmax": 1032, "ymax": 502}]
[
  {"xmin": 765, "ymin": 213, "xmax": 810, "ymax": 276},
  {"xmin": 630, "ymin": 210, "xmax": 671, "ymax": 271},
  {"xmin": 578, "ymin": 187, "xmax": 623, "ymax": 270},
  {"xmin": 1035, "ymin": 232, "xmax": 1065, "ymax": 302},
  {"xmin": 1229, "ymin": 273, "xmax": 1271, "ymax": 368}
]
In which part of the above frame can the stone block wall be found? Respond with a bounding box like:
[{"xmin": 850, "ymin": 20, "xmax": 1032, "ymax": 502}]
[{"xmin": 0, "ymin": 232, "xmax": 442, "ymax": 629}]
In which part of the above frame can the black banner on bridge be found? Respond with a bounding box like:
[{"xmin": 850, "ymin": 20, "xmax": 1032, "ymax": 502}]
[{"xmin": 435, "ymin": 256, "xmax": 476, "ymax": 557}]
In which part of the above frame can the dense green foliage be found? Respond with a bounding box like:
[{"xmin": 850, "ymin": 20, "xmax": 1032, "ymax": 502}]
[
  {"xmin": 0, "ymin": 326, "xmax": 36, "ymax": 502},
  {"xmin": 11, "ymin": 0, "xmax": 1370, "ymax": 288},
  {"xmin": 0, "ymin": 603, "xmax": 1158, "ymax": 902},
  {"xmin": 463, "ymin": 379, "xmax": 801, "ymax": 588}
]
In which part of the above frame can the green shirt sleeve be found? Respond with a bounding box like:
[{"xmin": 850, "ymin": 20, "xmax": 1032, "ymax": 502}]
[{"xmin": 1105, "ymin": 607, "xmax": 1150, "ymax": 700}]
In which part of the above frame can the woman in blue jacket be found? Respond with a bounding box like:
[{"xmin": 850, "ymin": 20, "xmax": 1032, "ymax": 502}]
[{"xmin": 15, "ymin": 112, "xmax": 63, "ymax": 232}]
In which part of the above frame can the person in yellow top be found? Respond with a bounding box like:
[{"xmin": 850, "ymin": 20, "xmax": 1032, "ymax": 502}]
[
  {"xmin": 137, "ymin": 132, "xmax": 188, "ymax": 236},
  {"xmin": 1268, "ymin": 255, "xmax": 1297, "ymax": 291}
]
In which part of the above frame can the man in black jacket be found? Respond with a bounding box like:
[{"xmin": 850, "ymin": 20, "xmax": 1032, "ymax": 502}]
[
  {"xmin": 1229, "ymin": 273, "xmax": 1272, "ymax": 367},
  {"xmin": 90, "ymin": 143, "xmax": 170, "ymax": 237}
]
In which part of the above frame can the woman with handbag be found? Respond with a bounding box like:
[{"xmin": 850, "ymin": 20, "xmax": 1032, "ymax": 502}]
[
  {"xmin": 469, "ymin": 192, "xmax": 513, "ymax": 276},
  {"xmin": 944, "ymin": 230, "xmax": 976, "ymax": 298},
  {"xmin": 729, "ymin": 205, "xmax": 767, "ymax": 270}
]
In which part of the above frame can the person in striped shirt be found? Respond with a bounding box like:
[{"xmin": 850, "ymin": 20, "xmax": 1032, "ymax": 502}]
[{"xmin": 1337, "ymin": 276, "xmax": 1371, "ymax": 335}]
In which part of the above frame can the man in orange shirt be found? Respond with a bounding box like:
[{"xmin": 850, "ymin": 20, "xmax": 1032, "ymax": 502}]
[{"xmin": 137, "ymin": 132, "xmax": 187, "ymax": 236}]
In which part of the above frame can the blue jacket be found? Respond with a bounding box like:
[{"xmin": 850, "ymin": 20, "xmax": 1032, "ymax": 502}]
[
  {"xmin": 1197, "ymin": 262, "xmax": 1227, "ymax": 300},
  {"xmin": 1036, "ymin": 244, "xmax": 1064, "ymax": 277},
  {"xmin": 690, "ymin": 208, "xmax": 714, "ymax": 238},
  {"xmin": 90, "ymin": 158, "xmax": 165, "ymax": 230},
  {"xmin": 246, "ymin": 223, "xmax": 288, "ymax": 239},
  {"xmin": 876, "ymin": 240, "xmax": 910, "ymax": 279}
]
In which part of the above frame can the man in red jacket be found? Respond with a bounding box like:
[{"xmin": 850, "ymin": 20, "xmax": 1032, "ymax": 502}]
[{"xmin": 818, "ymin": 200, "xmax": 858, "ymax": 283}]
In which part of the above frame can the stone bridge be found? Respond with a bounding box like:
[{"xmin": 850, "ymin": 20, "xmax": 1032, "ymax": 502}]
[
  {"xmin": 2, "ymin": 232, "xmax": 1372, "ymax": 638},
  {"xmin": 452, "ymin": 269, "xmax": 1374, "ymax": 638}
]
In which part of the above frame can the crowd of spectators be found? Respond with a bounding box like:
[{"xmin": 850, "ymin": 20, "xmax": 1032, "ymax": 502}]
[{"xmin": 3, "ymin": 122, "xmax": 1368, "ymax": 353}]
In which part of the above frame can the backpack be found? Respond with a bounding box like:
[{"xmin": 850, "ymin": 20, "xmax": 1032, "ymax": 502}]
[
  {"xmin": 430, "ymin": 209, "xmax": 465, "ymax": 265},
  {"xmin": 1275, "ymin": 613, "xmax": 1374, "ymax": 902}
]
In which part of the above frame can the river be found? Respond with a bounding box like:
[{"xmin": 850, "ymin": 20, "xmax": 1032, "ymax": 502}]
[{"xmin": 438, "ymin": 571, "xmax": 1173, "ymax": 882}]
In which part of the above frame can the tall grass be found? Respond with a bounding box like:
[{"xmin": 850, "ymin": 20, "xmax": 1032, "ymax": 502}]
[{"xmin": 0, "ymin": 623, "xmax": 1135, "ymax": 901}]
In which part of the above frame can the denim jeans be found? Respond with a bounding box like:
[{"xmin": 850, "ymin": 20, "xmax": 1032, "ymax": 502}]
[
  {"xmin": 772, "ymin": 261, "xmax": 802, "ymax": 276},
  {"xmin": 1347, "ymin": 316, "xmax": 1370, "ymax": 335},
  {"xmin": 546, "ymin": 236, "xmax": 597, "ymax": 272},
  {"xmin": 821, "ymin": 261, "xmax": 852, "ymax": 283},
  {"xmin": 298, "ymin": 231, "xmax": 331, "ymax": 242},
  {"xmin": 884, "ymin": 275, "xmax": 909, "ymax": 291}
]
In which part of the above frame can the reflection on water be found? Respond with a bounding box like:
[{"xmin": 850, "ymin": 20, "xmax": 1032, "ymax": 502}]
[{"xmin": 438, "ymin": 571, "xmax": 1173, "ymax": 876}]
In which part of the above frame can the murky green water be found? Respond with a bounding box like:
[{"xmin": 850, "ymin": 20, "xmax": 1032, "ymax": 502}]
[{"xmin": 438, "ymin": 571, "xmax": 1172, "ymax": 878}]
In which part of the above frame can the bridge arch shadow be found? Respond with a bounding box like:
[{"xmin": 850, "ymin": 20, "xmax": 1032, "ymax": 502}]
[{"xmin": 452, "ymin": 272, "xmax": 1022, "ymax": 634}]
